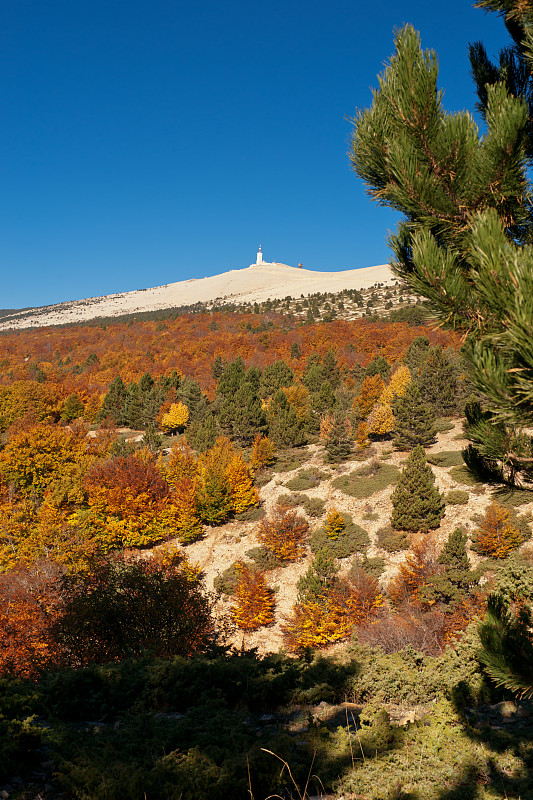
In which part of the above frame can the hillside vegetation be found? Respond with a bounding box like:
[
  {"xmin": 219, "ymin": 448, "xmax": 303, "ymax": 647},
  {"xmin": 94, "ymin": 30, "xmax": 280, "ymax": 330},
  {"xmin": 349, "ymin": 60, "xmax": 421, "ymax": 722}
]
[{"xmin": 1, "ymin": 305, "xmax": 533, "ymax": 799}]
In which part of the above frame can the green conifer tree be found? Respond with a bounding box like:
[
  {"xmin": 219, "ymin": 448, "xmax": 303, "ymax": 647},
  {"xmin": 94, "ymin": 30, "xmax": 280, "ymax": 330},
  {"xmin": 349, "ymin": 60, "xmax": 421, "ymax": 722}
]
[
  {"xmin": 391, "ymin": 445, "xmax": 445, "ymax": 532},
  {"xmin": 98, "ymin": 376, "xmax": 127, "ymax": 425},
  {"xmin": 350, "ymin": 15, "xmax": 533, "ymax": 477},
  {"xmin": 324, "ymin": 414, "xmax": 353, "ymax": 463},
  {"xmin": 259, "ymin": 360, "xmax": 294, "ymax": 399},
  {"xmin": 267, "ymin": 390, "xmax": 306, "ymax": 447},
  {"xmin": 296, "ymin": 550, "xmax": 338, "ymax": 604},
  {"xmin": 420, "ymin": 528, "xmax": 476, "ymax": 605},
  {"xmin": 392, "ymin": 383, "xmax": 437, "ymax": 451},
  {"xmin": 417, "ymin": 346, "xmax": 458, "ymax": 415}
]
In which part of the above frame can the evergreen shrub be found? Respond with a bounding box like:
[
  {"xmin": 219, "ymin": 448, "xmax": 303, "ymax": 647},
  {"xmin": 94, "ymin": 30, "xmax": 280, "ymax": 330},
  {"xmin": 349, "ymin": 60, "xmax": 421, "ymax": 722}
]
[
  {"xmin": 445, "ymin": 489, "xmax": 470, "ymax": 505},
  {"xmin": 376, "ymin": 525, "xmax": 409, "ymax": 553},
  {"xmin": 245, "ymin": 546, "xmax": 285, "ymax": 571},
  {"xmin": 234, "ymin": 506, "xmax": 265, "ymax": 522},
  {"xmin": 332, "ymin": 463, "xmax": 400, "ymax": 499},
  {"xmin": 310, "ymin": 514, "xmax": 369, "ymax": 558},
  {"xmin": 426, "ymin": 451, "xmax": 464, "ymax": 468},
  {"xmin": 284, "ymin": 468, "xmax": 329, "ymax": 491},
  {"xmin": 302, "ymin": 496, "xmax": 326, "ymax": 518}
]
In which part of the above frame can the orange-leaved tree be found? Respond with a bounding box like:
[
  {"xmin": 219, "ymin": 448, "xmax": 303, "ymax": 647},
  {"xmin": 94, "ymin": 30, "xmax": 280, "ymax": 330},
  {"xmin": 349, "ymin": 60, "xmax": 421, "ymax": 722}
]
[
  {"xmin": 0, "ymin": 561, "xmax": 61, "ymax": 678},
  {"xmin": 389, "ymin": 537, "xmax": 438, "ymax": 605},
  {"xmin": 250, "ymin": 434, "xmax": 276, "ymax": 472},
  {"xmin": 79, "ymin": 450, "xmax": 174, "ymax": 549},
  {"xmin": 472, "ymin": 502, "xmax": 525, "ymax": 558},
  {"xmin": 354, "ymin": 374, "xmax": 385, "ymax": 419},
  {"xmin": 259, "ymin": 504, "xmax": 309, "ymax": 561},
  {"xmin": 231, "ymin": 562, "xmax": 275, "ymax": 630},
  {"xmin": 283, "ymin": 568, "xmax": 383, "ymax": 651}
]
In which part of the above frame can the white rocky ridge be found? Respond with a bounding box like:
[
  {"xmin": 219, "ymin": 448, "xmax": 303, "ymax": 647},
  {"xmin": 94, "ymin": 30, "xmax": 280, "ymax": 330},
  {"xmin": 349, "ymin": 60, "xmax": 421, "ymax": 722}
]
[{"xmin": 0, "ymin": 256, "xmax": 394, "ymax": 330}]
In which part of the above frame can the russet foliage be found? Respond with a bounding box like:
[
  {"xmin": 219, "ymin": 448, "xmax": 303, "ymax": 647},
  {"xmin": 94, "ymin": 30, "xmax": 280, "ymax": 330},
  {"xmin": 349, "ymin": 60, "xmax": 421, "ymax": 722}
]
[
  {"xmin": 283, "ymin": 568, "xmax": 383, "ymax": 651},
  {"xmin": 259, "ymin": 504, "xmax": 309, "ymax": 561},
  {"xmin": 473, "ymin": 502, "xmax": 525, "ymax": 558},
  {"xmin": 231, "ymin": 562, "xmax": 275, "ymax": 630}
]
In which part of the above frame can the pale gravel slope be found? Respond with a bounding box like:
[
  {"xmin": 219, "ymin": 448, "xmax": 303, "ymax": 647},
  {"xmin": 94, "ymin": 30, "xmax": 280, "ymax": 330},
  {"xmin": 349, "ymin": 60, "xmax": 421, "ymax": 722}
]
[{"xmin": 0, "ymin": 262, "xmax": 394, "ymax": 330}]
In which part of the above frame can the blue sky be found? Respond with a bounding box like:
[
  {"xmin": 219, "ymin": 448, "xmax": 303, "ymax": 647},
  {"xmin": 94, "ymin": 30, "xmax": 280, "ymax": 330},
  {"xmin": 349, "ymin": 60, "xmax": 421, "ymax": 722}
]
[{"xmin": 1, "ymin": 0, "xmax": 505, "ymax": 308}]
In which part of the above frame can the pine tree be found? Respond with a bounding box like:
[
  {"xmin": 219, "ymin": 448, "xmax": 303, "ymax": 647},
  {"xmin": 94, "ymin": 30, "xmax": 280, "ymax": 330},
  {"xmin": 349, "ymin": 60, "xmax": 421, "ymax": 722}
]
[
  {"xmin": 267, "ymin": 390, "xmax": 306, "ymax": 447},
  {"xmin": 417, "ymin": 346, "xmax": 457, "ymax": 415},
  {"xmin": 350, "ymin": 16, "xmax": 533, "ymax": 477},
  {"xmin": 324, "ymin": 413, "xmax": 352, "ymax": 463},
  {"xmin": 420, "ymin": 528, "xmax": 476, "ymax": 605},
  {"xmin": 98, "ymin": 376, "xmax": 127, "ymax": 424},
  {"xmin": 478, "ymin": 593, "xmax": 533, "ymax": 700},
  {"xmin": 61, "ymin": 394, "xmax": 84, "ymax": 422},
  {"xmin": 392, "ymin": 383, "xmax": 437, "ymax": 451},
  {"xmin": 259, "ymin": 360, "xmax": 294, "ymax": 399},
  {"xmin": 391, "ymin": 446, "xmax": 445, "ymax": 532},
  {"xmin": 296, "ymin": 550, "xmax": 338, "ymax": 604}
]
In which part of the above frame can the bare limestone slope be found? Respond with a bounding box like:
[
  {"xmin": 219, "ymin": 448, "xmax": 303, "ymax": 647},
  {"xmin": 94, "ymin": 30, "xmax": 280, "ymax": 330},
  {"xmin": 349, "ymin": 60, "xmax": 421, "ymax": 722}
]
[{"xmin": 0, "ymin": 262, "xmax": 393, "ymax": 330}]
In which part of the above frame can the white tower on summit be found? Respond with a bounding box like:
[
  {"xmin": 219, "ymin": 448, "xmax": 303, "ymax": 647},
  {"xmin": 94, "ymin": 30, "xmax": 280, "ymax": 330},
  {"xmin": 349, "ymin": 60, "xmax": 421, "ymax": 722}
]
[{"xmin": 250, "ymin": 244, "xmax": 286, "ymax": 268}]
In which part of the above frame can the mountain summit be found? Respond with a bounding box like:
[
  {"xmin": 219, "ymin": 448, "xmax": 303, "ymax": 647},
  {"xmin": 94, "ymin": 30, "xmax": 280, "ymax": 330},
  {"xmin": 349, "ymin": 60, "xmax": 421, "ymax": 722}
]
[{"xmin": 1, "ymin": 258, "xmax": 394, "ymax": 330}]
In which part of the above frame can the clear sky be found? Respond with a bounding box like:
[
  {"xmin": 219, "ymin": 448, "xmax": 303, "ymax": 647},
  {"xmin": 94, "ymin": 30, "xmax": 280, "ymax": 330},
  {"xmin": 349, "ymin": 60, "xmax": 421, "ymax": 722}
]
[{"xmin": 1, "ymin": 0, "xmax": 506, "ymax": 308}]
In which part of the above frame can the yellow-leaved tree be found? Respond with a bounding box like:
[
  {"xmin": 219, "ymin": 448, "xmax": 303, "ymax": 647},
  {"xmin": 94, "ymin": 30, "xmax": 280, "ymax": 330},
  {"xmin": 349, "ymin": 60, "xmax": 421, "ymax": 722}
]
[
  {"xmin": 197, "ymin": 437, "xmax": 258, "ymax": 521},
  {"xmin": 367, "ymin": 401, "xmax": 395, "ymax": 437},
  {"xmin": 283, "ymin": 569, "xmax": 383, "ymax": 651},
  {"xmin": 231, "ymin": 563, "xmax": 275, "ymax": 630},
  {"xmin": 380, "ymin": 365, "xmax": 412, "ymax": 405},
  {"xmin": 0, "ymin": 423, "xmax": 89, "ymax": 506},
  {"xmin": 161, "ymin": 402, "xmax": 190, "ymax": 434},
  {"xmin": 249, "ymin": 434, "xmax": 276, "ymax": 472}
]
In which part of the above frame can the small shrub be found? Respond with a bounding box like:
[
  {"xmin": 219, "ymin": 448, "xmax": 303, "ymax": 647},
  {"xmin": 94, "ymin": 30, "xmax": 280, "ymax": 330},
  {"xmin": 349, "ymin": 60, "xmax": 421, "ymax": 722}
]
[
  {"xmin": 445, "ymin": 489, "xmax": 469, "ymax": 505},
  {"xmin": 332, "ymin": 463, "xmax": 400, "ymax": 499},
  {"xmin": 449, "ymin": 465, "xmax": 482, "ymax": 487},
  {"xmin": 434, "ymin": 418, "xmax": 455, "ymax": 432},
  {"xmin": 352, "ymin": 553, "xmax": 386, "ymax": 579},
  {"xmin": 234, "ymin": 506, "xmax": 265, "ymax": 522},
  {"xmin": 426, "ymin": 451, "xmax": 464, "ymax": 468},
  {"xmin": 245, "ymin": 546, "xmax": 284, "ymax": 571},
  {"xmin": 285, "ymin": 468, "xmax": 329, "ymax": 491},
  {"xmin": 311, "ymin": 514, "xmax": 370, "ymax": 558},
  {"xmin": 273, "ymin": 448, "xmax": 309, "ymax": 473},
  {"xmin": 301, "ymin": 496, "xmax": 326, "ymax": 518},
  {"xmin": 213, "ymin": 562, "xmax": 245, "ymax": 595},
  {"xmin": 275, "ymin": 493, "xmax": 302, "ymax": 508},
  {"xmin": 376, "ymin": 525, "xmax": 408, "ymax": 553},
  {"xmin": 254, "ymin": 469, "xmax": 273, "ymax": 487}
]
